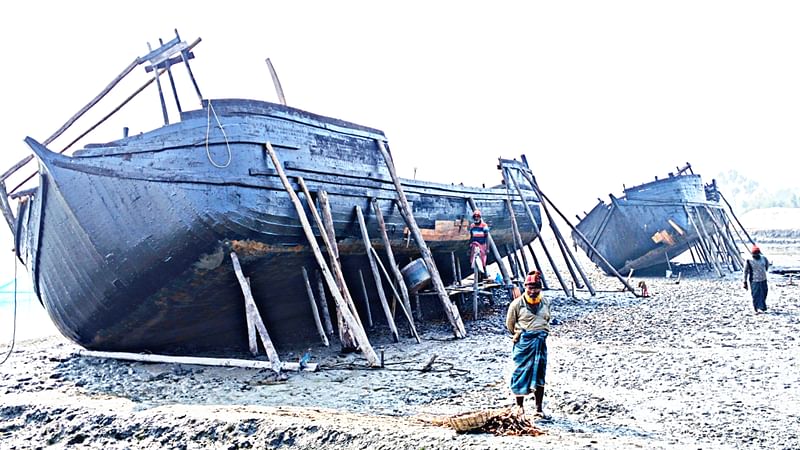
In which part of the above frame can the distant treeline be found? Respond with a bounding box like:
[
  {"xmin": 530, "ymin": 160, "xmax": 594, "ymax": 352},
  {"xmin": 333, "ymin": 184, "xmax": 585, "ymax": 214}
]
[{"xmin": 714, "ymin": 170, "xmax": 800, "ymax": 213}]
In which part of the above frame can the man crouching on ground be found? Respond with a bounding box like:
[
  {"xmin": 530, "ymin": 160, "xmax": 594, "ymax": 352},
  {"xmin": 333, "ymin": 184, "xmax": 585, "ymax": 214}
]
[{"xmin": 506, "ymin": 270, "xmax": 551, "ymax": 419}]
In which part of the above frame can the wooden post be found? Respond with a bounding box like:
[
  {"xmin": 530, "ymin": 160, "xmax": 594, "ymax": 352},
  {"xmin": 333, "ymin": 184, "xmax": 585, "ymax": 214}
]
[
  {"xmin": 455, "ymin": 255, "xmax": 465, "ymax": 307},
  {"xmin": 521, "ymin": 171, "xmax": 596, "ymax": 295},
  {"xmin": 719, "ymin": 210, "xmax": 748, "ymax": 261},
  {"xmin": 316, "ymin": 272, "xmax": 335, "ymax": 337},
  {"xmin": 301, "ymin": 267, "xmax": 329, "ymax": 347},
  {"xmin": 265, "ymin": 142, "xmax": 379, "ymax": 367},
  {"xmin": 504, "ymin": 243, "xmax": 519, "ymax": 281},
  {"xmin": 684, "ymin": 205, "xmax": 722, "ymax": 277},
  {"xmin": 357, "ymin": 270, "xmax": 374, "ymax": 328},
  {"xmin": 371, "ymin": 198, "xmax": 413, "ymax": 320},
  {"xmin": 265, "ymin": 58, "xmax": 287, "ymax": 106},
  {"xmin": 504, "ymin": 168, "xmax": 571, "ymax": 295},
  {"xmin": 414, "ymin": 293, "xmax": 422, "ymax": 321},
  {"xmin": 230, "ymin": 252, "xmax": 282, "ymax": 372},
  {"xmin": 376, "ymin": 140, "xmax": 466, "ymax": 338},
  {"xmin": 369, "ymin": 247, "xmax": 421, "ymax": 343},
  {"xmin": 525, "ymin": 175, "xmax": 634, "ymax": 295},
  {"xmin": 297, "ymin": 179, "xmax": 364, "ymax": 335},
  {"xmin": 80, "ymin": 350, "xmax": 317, "ymax": 372},
  {"xmin": 687, "ymin": 244, "xmax": 701, "ymax": 274},
  {"xmin": 315, "ymin": 189, "xmax": 362, "ymax": 348},
  {"xmin": 704, "ymin": 205, "xmax": 743, "ymax": 270},
  {"xmin": 472, "ymin": 256, "xmax": 480, "ymax": 319},
  {"xmin": 718, "ymin": 190, "xmax": 756, "ymax": 247},
  {"xmin": 466, "ymin": 197, "xmax": 514, "ymax": 299},
  {"xmin": 693, "ymin": 205, "xmax": 726, "ymax": 275},
  {"xmin": 450, "ymin": 252, "xmax": 459, "ymax": 287},
  {"xmin": 504, "ymin": 199, "xmax": 530, "ymax": 275},
  {"xmin": 355, "ymin": 204, "xmax": 400, "ymax": 343}
]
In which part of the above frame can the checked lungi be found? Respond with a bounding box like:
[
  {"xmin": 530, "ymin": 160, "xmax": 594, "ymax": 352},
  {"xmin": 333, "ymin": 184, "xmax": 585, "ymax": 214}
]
[{"xmin": 510, "ymin": 329, "xmax": 548, "ymax": 396}]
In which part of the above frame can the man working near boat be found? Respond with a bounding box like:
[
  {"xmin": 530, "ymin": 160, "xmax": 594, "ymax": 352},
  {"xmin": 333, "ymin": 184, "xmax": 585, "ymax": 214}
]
[
  {"xmin": 468, "ymin": 209, "xmax": 489, "ymax": 278},
  {"xmin": 506, "ymin": 270, "xmax": 551, "ymax": 419},
  {"xmin": 744, "ymin": 244, "xmax": 770, "ymax": 313}
]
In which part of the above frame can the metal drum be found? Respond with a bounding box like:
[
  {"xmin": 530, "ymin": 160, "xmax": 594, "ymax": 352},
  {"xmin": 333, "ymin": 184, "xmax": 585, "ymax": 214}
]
[{"xmin": 400, "ymin": 258, "xmax": 431, "ymax": 294}]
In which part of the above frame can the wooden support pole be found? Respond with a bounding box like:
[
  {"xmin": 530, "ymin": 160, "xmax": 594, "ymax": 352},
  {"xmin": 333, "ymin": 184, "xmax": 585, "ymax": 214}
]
[
  {"xmin": 688, "ymin": 244, "xmax": 702, "ymax": 274},
  {"xmin": 230, "ymin": 252, "xmax": 282, "ymax": 372},
  {"xmin": 316, "ymin": 189, "xmax": 362, "ymax": 348},
  {"xmin": 519, "ymin": 171, "xmax": 596, "ymax": 296},
  {"xmin": 504, "ymin": 243, "xmax": 519, "ymax": 280},
  {"xmin": 369, "ymin": 247, "xmax": 421, "ymax": 343},
  {"xmin": 466, "ymin": 197, "xmax": 514, "ymax": 298},
  {"xmin": 472, "ymin": 257, "xmax": 480, "ymax": 319},
  {"xmin": 376, "ymin": 140, "xmax": 466, "ymax": 338},
  {"xmin": 684, "ymin": 205, "xmax": 722, "ymax": 277},
  {"xmin": 693, "ymin": 205, "xmax": 726, "ymax": 275},
  {"xmin": 718, "ymin": 190, "xmax": 756, "ymax": 247},
  {"xmin": 719, "ymin": 210, "xmax": 747, "ymax": 261},
  {"xmin": 265, "ymin": 142, "xmax": 380, "ymax": 367},
  {"xmin": 301, "ymin": 267, "xmax": 330, "ymax": 347},
  {"xmin": 414, "ymin": 293, "xmax": 422, "ymax": 321},
  {"xmin": 316, "ymin": 272, "xmax": 335, "ymax": 338},
  {"xmin": 704, "ymin": 205, "xmax": 743, "ymax": 270},
  {"xmin": 357, "ymin": 270, "xmax": 374, "ymax": 328},
  {"xmin": 371, "ymin": 198, "xmax": 413, "ymax": 319},
  {"xmin": 297, "ymin": 179, "xmax": 364, "ymax": 334},
  {"xmin": 523, "ymin": 178, "xmax": 635, "ymax": 295},
  {"xmin": 504, "ymin": 168, "xmax": 571, "ymax": 295},
  {"xmin": 450, "ymin": 252, "xmax": 459, "ymax": 287},
  {"xmin": 355, "ymin": 204, "xmax": 400, "ymax": 343},
  {"xmin": 79, "ymin": 350, "xmax": 318, "ymax": 372},
  {"xmin": 504, "ymin": 199, "xmax": 530, "ymax": 276}
]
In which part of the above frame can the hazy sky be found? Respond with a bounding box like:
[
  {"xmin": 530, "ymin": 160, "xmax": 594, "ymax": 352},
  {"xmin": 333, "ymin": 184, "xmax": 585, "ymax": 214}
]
[{"xmin": 0, "ymin": 1, "xmax": 798, "ymax": 274}]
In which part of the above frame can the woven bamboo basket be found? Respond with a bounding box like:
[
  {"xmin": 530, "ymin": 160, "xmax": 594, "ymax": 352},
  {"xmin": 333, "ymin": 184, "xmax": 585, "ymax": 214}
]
[{"xmin": 447, "ymin": 409, "xmax": 498, "ymax": 432}]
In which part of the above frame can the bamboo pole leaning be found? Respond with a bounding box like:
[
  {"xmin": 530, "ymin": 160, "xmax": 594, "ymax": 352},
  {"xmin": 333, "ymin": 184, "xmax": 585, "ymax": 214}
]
[
  {"xmin": 376, "ymin": 140, "xmax": 466, "ymax": 338},
  {"xmin": 265, "ymin": 142, "xmax": 380, "ymax": 367}
]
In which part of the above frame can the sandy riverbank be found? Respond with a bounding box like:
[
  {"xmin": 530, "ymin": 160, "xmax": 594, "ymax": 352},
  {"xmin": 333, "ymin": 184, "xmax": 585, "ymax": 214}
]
[{"xmin": 2, "ymin": 248, "xmax": 799, "ymax": 449}]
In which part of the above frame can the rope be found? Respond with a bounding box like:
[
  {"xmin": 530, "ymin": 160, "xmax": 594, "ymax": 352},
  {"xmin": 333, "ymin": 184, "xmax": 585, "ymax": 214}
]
[
  {"xmin": 0, "ymin": 254, "xmax": 18, "ymax": 365},
  {"xmin": 205, "ymin": 99, "xmax": 232, "ymax": 169}
]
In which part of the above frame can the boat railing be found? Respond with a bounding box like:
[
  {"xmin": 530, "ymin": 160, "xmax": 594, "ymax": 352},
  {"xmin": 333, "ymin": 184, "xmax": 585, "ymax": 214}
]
[{"xmin": 0, "ymin": 30, "xmax": 202, "ymax": 241}]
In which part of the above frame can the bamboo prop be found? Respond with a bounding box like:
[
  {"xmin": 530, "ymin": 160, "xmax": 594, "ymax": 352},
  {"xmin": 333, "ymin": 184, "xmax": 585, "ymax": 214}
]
[
  {"xmin": 503, "ymin": 168, "xmax": 570, "ymax": 295},
  {"xmin": 298, "ymin": 180, "xmax": 364, "ymax": 331},
  {"xmin": 316, "ymin": 272, "xmax": 335, "ymax": 337},
  {"xmin": 687, "ymin": 244, "xmax": 702, "ymax": 274},
  {"xmin": 80, "ymin": 350, "xmax": 317, "ymax": 372},
  {"xmin": 265, "ymin": 58, "xmax": 287, "ymax": 106},
  {"xmin": 466, "ymin": 197, "xmax": 514, "ymax": 299},
  {"xmin": 376, "ymin": 140, "xmax": 466, "ymax": 338},
  {"xmin": 317, "ymin": 189, "xmax": 362, "ymax": 348},
  {"xmin": 472, "ymin": 256, "xmax": 480, "ymax": 319},
  {"xmin": 692, "ymin": 241, "xmax": 712, "ymax": 271},
  {"xmin": 504, "ymin": 199, "xmax": 530, "ymax": 276},
  {"xmin": 371, "ymin": 198, "xmax": 413, "ymax": 320},
  {"xmin": 704, "ymin": 206, "xmax": 743, "ymax": 270},
  {"xmin": 693, "ymin": 206, "xmax": 728, "ymax": 273},
  {"xmin": 301, "ymin": 267, "xmax": 330, "ymax": 347},
  {"xmin": 719, "ymin": 209, "xmax": 747, "ymax": 261},
  {"xmin": 722, "ymin": 209, "xmax": 752, "ymax": 256},
  {"xmin": 717, "ymin": 190, "xmax": 756, "ymax": 247},
  {"xmin": 230, "ymin": 252, "xmax": 282, "ymax": 372},
  {"xmin": 355, "ymin": 205, "xmax": 400, "ymax": 343},
  {"xmin": 357, "ymin": 270, "xmax": 374, "ymax": 327},
  {"xmin": 265, "ymin": 142, "xmax": 380, "ymax": 366},
  {"xmin": 519, "ymin": 171, "xmax": 596, "ymax": 295},
  {"xmin": 684, "ymin": 205, "xmax": 723, "ymax": 277},
  {"xmin": 368, "ymin": 247, "xmax": 421, "ymax": 343},
  {"xmin": 414, "ymin": 293, "xmax": 422, "ymax": 321},
  {"xmin": 450, "ymin": 252, "xmax": 459, "ymax": 287},
  {"xmin": 525, "ymin": 176, "xmax": 635, "ymax": 296},
  {"xmin": 455, "ymin": 255, "xmax": 465, "ymax": 307},
  {"xmin": 504, "ymin": 244, "xmax": 519, "ymax": 281}
]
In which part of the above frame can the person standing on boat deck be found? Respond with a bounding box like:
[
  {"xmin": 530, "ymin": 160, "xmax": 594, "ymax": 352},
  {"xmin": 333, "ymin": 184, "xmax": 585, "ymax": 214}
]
[
  {"xmin": 744, "ymin": 245, "xmax": 770, "ymax": 313},
  {"xmin": 468, "ymin": 210, "xmax": 489, "ymax": 278},
  {"xmin": 506, "ymin": 270, "xmax": 551, "ymax": 418}
]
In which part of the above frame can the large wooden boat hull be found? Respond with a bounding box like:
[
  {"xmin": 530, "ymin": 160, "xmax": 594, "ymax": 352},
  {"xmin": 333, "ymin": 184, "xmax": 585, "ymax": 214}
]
[
  {"xmin": 573, "ymin": 171, "xmax": 726, "ymax": 275},
  {"xmin": 16, "ymin": 99, "xmax": 541, "ymax": 355}
]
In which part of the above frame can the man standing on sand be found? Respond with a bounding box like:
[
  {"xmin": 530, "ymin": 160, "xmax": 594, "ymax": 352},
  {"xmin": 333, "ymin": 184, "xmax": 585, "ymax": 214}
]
[
  {"xmin": 506, "ymin": 270, "xmax": 551, "ymax": 419},
  {"xmin": 744, "ymin": 245, "xmax": 770, "ymax": 313},
  {"xmin": 468, "ymin": 210, "xmax": 489, "ymax": 277}
]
